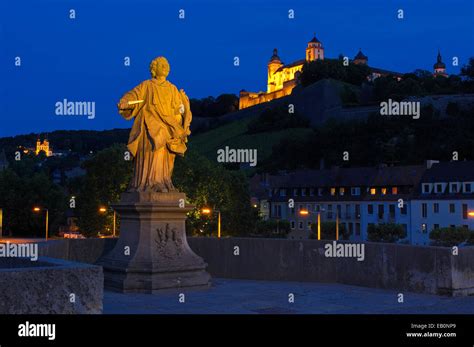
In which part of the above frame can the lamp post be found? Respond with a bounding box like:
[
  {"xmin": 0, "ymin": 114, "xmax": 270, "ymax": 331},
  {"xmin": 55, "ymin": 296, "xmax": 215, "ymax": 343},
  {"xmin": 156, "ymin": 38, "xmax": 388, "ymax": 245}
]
[
  {"xmin": 299, "ymin": 207, "xmax": 329, "ymax": 241},
  {"xmin": 99, "ymin": 206, "xmax": 117, "ymax": 237},
  {"xmin": 33, "ymin": 207, "xmax": 49, "ymax": 241},
  {"xmin": 299, "ymin": 208, "xmax": 321, "ymax": 240},
  {"xmin": 201, "ymin": 207, "xmax": 221, "ymax": 238}
]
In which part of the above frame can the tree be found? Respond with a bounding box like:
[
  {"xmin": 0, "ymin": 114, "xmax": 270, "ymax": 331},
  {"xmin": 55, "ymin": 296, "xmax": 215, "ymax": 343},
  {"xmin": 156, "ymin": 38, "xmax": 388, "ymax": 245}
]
[
  {"xmin": 253, "ymin": 219, "xmax": 290, "ymax": 238},
  {"xmin": 367, "ymin": 223, "xmax": 406, "ymax": 243},
  {"xmin": 0, "ymin": 162, "xmax": 66, "ymax": 237},
  {"xmin": 461, "ymin": 57, "xmax": 474, "ymax": 80},
  {"xmin": 430, "ymin": 227, "xmax": 472, "ymax": 247},
  {"xmin": 173, "ymin": 149, "xmax": 258, "ymax": 236},
  {"xmin": 76, "ymin": 144, "xmax": 133, "ymax": 236},
  {"xmin": 247, "ymin": 106, "xmax": 310, "ymax": 134}
]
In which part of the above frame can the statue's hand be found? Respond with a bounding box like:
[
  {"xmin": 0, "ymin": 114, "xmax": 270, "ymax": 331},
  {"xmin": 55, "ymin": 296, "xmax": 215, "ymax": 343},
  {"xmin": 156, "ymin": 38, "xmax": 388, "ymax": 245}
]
[{"xmin": 118, "ymin": 101, "xmax": 132, "ymax": 110}]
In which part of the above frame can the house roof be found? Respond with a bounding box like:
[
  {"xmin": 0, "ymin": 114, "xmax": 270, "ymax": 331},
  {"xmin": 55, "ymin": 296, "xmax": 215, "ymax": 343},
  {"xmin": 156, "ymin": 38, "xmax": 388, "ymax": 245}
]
[
  {"xmin": 274, "ymin": 59, "xmax": 305, "ymax": 73},
  {"xmin": 420, "ymin": 161, "xmax": 474, "ymax": 183},
  {"xmin": 354, "ymin": 50, "xmax": 368, "ymax": 61}
]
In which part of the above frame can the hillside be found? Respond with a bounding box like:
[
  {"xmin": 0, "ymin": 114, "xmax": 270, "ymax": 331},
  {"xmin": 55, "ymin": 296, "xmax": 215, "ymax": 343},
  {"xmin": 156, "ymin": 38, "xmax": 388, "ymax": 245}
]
[{"xmin": 188, "ymin": 115, "xmax": 312, "ymax": 163}]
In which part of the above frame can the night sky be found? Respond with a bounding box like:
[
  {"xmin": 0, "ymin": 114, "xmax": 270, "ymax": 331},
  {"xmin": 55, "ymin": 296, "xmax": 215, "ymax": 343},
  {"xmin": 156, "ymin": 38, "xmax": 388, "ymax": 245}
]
[{"xmin": 1, "ymin": 0, "xmax": 473, "ymax": 137}]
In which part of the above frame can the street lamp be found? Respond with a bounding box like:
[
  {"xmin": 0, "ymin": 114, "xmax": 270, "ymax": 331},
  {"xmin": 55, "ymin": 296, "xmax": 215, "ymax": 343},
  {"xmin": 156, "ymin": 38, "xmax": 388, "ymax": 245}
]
[
  {"xmin": 33, "ymin": 206, "xmax": 49, "ymax": 241},
  {"xmin": 201, "ymin": 207, "xmax": 221, "ymax": 238},
  {"xmin": 299, "ymin": 207, "xmax": 333, "ymax": 241},
  {"xmin": 99, "ymin": 206, "xmax": 117, "ymax": 237}
]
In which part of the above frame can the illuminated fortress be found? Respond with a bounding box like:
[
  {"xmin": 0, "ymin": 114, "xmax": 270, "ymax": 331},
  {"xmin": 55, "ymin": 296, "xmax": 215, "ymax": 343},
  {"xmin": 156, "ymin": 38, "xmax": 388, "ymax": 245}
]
[{"xmin": 239, "ymin": 35, "xmax": 447, "ymax": 110}]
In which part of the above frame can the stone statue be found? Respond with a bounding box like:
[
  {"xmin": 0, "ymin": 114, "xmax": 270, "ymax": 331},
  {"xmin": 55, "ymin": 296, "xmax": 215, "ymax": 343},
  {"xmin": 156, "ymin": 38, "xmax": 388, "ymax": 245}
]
[
  {"xmin": 118, "ymin": 56, "xmax": 192, "ymax": 192},
  {"xmin": 100, "ymin": 57, "xmax": 210, "ymax": 293}
]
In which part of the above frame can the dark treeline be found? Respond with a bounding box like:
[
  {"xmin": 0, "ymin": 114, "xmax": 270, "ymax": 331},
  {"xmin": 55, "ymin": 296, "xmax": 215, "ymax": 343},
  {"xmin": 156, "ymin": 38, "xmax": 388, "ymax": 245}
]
[
  {"xmin": 301, "ymin": 57, "xmax": 474, "ymax": 103},
  {"xmin": 259, "ymin": 103, "xmax": 474, "ymax": 172},
  {"xmin": 190, "ymin": 94, "xmax": 239, "ymax": 118}
]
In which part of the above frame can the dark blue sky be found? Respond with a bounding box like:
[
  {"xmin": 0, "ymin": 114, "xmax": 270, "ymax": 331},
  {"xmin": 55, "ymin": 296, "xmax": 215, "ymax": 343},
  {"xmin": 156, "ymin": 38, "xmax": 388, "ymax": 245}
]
[{"xmin": 1, "ymin": 0, "xmax": 473, "ymax": 137}]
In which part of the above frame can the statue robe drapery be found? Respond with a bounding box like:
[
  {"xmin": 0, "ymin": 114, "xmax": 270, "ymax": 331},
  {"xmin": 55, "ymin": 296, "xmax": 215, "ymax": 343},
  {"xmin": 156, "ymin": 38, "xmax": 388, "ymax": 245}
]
[{"xmin": 119, "ymin": 78, "xmax": 191, "ymax": 192}]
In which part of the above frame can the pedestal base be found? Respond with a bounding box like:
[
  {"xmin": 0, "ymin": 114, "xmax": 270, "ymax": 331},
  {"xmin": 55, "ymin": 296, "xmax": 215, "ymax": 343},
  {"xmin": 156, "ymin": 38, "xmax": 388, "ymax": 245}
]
[{"xmin": 98, "ymin": 191, "xmax": 211, "ymax": 293}]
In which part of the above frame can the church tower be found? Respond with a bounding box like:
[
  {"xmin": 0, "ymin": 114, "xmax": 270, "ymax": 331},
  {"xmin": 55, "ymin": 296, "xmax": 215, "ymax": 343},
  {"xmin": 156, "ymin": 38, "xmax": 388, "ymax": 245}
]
[
  {"xmin": 306, "ymin": 34, "xmax": 324, "ymax": 62},
  {"xmin": 267, "ymin": 48, "xmax": 284, "ymax": 93},
  {"xmin": 433, "ymin": 50, "xmax": 447, "ymax": 77},
  {"xmin": 353, "ymin": 49, "xmax": 368, "ymax": 65}
]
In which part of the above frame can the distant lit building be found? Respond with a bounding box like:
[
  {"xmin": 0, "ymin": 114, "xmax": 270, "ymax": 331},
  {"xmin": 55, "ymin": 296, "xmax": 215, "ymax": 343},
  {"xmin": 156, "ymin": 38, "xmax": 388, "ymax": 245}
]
[
  {"xmin": 433, "ymin": 50, "xmax": 448, "ymax": 77},
  {"xmin": 239, "ymin": 35, "xmax": 403, "ymax": 110},
  {"xmin": 35, "ymin": 138, "xmax": 52, "ymax": 157},
  {"xmin": 251, "ymin": 160, "xmax": 474, "ymax": 245}
]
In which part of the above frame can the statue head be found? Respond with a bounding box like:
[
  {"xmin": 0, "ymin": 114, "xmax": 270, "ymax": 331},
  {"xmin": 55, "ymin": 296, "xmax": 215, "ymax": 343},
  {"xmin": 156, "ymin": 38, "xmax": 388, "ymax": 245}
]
[{"xmin": 149, "ymin": 57, "xmax": 170, "ymax": 79}]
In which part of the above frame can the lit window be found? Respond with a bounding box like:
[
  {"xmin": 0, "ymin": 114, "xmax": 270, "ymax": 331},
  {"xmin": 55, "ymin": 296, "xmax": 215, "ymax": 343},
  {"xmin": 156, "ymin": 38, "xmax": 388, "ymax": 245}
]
[
  {"xmin": 392, "ymin": 187, "xmax": 398, "ymax": 194},
  {"xmin": 381, "ymin": 188, "xmax": 387, "ymax": 195},
  {"xmin": 340, "ymin": 188, "xmax": 345, "ymax": 196},
  {"xmin": 370, "ymin": 188, "xmax": 376, "ymax": 195},
  {"xmin": 330, "ymin": 188, "xmax": 336, "ymax": 196}
]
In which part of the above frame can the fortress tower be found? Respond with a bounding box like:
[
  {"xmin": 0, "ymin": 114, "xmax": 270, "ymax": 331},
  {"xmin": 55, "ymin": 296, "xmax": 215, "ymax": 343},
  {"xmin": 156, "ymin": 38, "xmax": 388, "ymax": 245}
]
[{"xmin": 306, "ymin": 34, "xmax": 324, "ymax": 62}]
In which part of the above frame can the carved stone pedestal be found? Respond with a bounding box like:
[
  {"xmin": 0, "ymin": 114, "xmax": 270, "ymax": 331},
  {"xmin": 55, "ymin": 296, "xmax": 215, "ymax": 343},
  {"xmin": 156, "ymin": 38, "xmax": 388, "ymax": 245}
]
[{"xmin": 98, "ymin": 191, "xmax": 211, "ymax": 293}]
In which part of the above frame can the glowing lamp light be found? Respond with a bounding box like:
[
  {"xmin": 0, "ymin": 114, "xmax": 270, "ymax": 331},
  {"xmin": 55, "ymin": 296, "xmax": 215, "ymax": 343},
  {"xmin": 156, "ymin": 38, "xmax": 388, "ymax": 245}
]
[
  {"xmin": 299, "ymin": 209, "xmax": 309, "ymax": 216},
  {"xmin": 201, "ymin": 208, "xmax": 212, "ymax": 214},
  {"xmin": 468, "ymin": 211, "xmax": 474, "ymax": 217},
  {"xmin": 33, "ymin": 207, "xmax": 41, "ymax": 212},
  {"xmin": 99, "ymin": 207, "xmax": 107, "ymax": 213}
]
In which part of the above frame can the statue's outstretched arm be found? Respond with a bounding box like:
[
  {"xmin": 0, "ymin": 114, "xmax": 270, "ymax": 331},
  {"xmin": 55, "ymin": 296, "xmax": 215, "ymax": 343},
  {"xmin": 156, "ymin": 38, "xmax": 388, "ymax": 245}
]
[{"xmin": 117, "ymin": 82, "xmax": 147, "ymax": 120}]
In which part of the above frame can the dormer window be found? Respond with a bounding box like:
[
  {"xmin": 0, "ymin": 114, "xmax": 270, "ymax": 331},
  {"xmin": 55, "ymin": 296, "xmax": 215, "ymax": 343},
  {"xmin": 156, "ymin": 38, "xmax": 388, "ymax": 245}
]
[
  {"xmin": 293, "ymin": 188, "xmax": 299, "ymax": 196},
  {"xmin": 464, "ymin": 183, "xmax": 472, "ymax": 193},
  {"xmin": 309, "ymin": 188, "xmax": 315, "ymax": 196},
  {"xmin": 435, "ymin": 183, "xmax": 444, "ymax": 194},
  {"xmin": 370, "ymin": 188, "xmax": 376, "ymax": 195},
  {"xmin": 330, "ymin": 188, "xmax": 336, "ymax": 196},
  {"xmin": 351, "ymin": 187, "xmax": 361, "ymax": 196},
  {"xmin": 391, "ymin": 187, "xmax": 398, "ymax": 194},
  {"xmin": 422, "ymin": 183, "xmax": 431, "ymax": 194},
  {"xmin": 381, "ymin": 188, "xmax": 387, "ymax": 195},
  {"xmin": 279, "ymin": 189, "xmax": 286, "ymax": 197},
  {"xmin": 301, "ymin": 188, "xmax": 306, "ymax": 197},
  {"xmin": 339, "ymin": 188, "xmax": 345, "ymax": 196},
  {"xmin": 318, "ymin": 188, "xmax": 323, "ymax": 196},
  {"xmin": 450, "ymin": 183, "xmax": 460, "ymax": 194}
]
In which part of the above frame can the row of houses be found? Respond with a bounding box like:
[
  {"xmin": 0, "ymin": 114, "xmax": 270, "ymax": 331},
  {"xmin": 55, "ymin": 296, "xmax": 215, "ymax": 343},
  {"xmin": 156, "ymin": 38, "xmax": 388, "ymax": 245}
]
[{"xmin": 250, "ymin": 160, "xmax": 474, "ymax": 245}]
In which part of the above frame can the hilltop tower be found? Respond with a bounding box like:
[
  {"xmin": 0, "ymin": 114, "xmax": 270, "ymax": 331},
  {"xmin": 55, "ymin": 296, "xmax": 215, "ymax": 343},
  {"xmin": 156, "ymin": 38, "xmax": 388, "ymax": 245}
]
[
  {"xmin": 433, "ymin": 50, "xmax": 447, "ymax": 77},
  {"xmin": 267, "ymin": 48, "xmax": 284, "ymax": 93},
  {"xmin": 306, "ymin": 34, "xmax": 324, "ymax": 62},
  {"xmin": 353, "ymin": 49, "xmax": 368, "ymax": 65}
]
